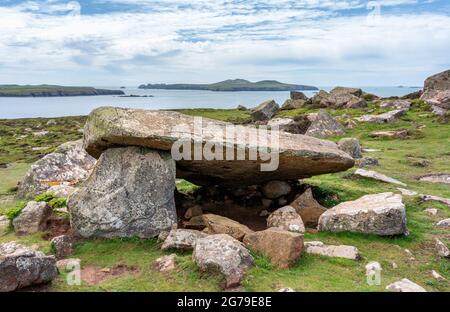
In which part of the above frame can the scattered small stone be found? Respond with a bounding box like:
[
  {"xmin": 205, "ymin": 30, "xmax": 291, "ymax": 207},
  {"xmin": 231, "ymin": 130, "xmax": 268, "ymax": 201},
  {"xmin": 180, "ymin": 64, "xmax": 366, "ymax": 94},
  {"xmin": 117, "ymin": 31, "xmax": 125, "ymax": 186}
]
[
  {"xmin": 243, "ymin": 228, "xmax": 303, "ymax": 269},
  {"xmin": 424, "ymin": 208, "xmax": 438, "ymax": 216},
  {"xmin": 411, "ymin": 159, "xmax": 431, "ymax": 167},
  {"xmin": 193, "ymin": 234, "xmax": 253, "ymax": 288},
  {"xmin": 262, "ymin": 180, "xmax": 292, "ymax": 199},
  {"xmin": 202, "ymin": 214, "xmax": 253, "ymax": 241},
  {"xmin": 435, "ymin": 238, "xmax": 449, "ymax": 258},
  {"xmin": 436, "ymin": 218, "xmax": 450, "ymax": 229},
  {"xmin": 12, "ymin": 201, "xmax": 53, "ymax": 234},
  {"xmin": 354, "ymin": 169, "xmax": 406, "ymax": 186},
  {"xmin": 157, "ymin": 231, "xmax": 170, "ymax": 242},
  {"xmin": 431, "ymin": 270, "xmax": 445, "ymax": 281},
  {"xmin": 161, "ymin": 229, "xmax": 207, "ymax": 250},
  {"xmin": 51, "ymin": 235, "xmax": 74, "ymax": 259},
  {"xmin": 0, "ymin": 241, "xmax": 58, "ymax": 292},
  {"xmin": 420, "ymin": 195, "xmax": 450, "ymax": 208},
  {"xmin": 31, "ymin": 146, "xmax": 50, "ymax": 151},
  {"xmin": 56, "ymin": 258, "xmax": 80, "ymax": 272},
  {"xmin": 267, "ymin": 206, "xmax": 305, "ymax": 233},
  {"xmin": 418, "ymin": 174, "xmax": 450, "ymax": 185},
  {"xmin": 277, "ymin": 197, "xmax": 288, "ymax": 206},
  {"xmin": 46, "ymin": 119, "xmax": 57, "ymax": 126},
  {"xmin": 304, "ymin": 241, "xmax": 361, "ymax": 260},
  {"xmin": 397, "ymin": 188, "xmax": 418, "ymax": 196},
  {"xmin": 357, "ymin": 157, "xmax": 380, "ymax": 167},
  {"xmin": 370, "ymin": 129, "xmax": 409, "ymax": 139},
  {"xmin": 153, "ymin": 254, "xmax": 177, "ymax": 272},
  {"xmin": 362, "ymin": 148, "xmax": 381, "ymax": 152},
  {"xmin": 386, "ymin": 278, "xmax": 426, "ymax": 292},
  {"xmin": 338, "ymin": 138, "xmax": 362, "ymax": 159},
  {"xmin": 278, "ymin": 287, "xmax": 295, "ymax": 292},
  {"xmin": 33, "ymin": 131, "xmax": 49, "ymax": 137},
  {"xmin": 404, "ymin": 249, "xmax": 415, "ymax": 261},
  {"xmin": 391, "ymin": 262, "xmax": 398, "ymax": 269},
  {"xmin": 365, "ymin": 261, "xmax": 382, "ymax": 278}
]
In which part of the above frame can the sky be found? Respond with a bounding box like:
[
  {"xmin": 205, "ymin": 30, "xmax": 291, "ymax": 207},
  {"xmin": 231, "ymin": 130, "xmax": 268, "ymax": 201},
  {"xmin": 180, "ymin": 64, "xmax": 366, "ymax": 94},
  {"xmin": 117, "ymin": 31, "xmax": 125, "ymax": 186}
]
[{"xmin": 0, "ymin": 0, "xmax": 449, "ymax": 87}]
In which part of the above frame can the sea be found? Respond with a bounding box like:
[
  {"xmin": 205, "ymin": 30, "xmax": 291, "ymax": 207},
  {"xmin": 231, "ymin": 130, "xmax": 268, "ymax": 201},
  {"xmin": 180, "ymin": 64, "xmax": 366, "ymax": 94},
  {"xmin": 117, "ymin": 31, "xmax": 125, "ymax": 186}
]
[{"xmin": 0, "ymin": 86, "xmax": 422, "ymax": 119}]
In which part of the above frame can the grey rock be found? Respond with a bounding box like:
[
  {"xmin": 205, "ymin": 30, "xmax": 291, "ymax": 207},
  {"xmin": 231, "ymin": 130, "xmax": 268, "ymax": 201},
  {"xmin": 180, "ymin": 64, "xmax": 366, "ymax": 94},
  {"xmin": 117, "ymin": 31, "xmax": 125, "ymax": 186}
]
[
  {"xmin": 354, "ymin": 169, "xmax": 406, "ymax": 186},
  {"xmin": 262, "ymin": 180, "xmax": 291, "ymax": 199},
  {"xmin": 267, "ymin": 117, "xmax": 304, "ymax": 134},
  {"xmin": 318, "ymin": 192, "xmax": 408, "ymax": 236},
  {"xmin": 161, "ymin": 229, "xmax": 207, "ymax": 250},
  {"xmin": 267, "ymin": 206, "xmax": 305, "ymax": 233},
  {"xmin": 153, "ymin": 254, "xmax": 177, "ymax": 272},
  {"xmin": 0, "ymin": 242, "xmax": 57, "ymax": 292},
  {"xmin": 420, "ymin": 195, "xmax": 450, "ymax": 208},
  {"xmin": 330, "ymin": 87, "xmax": 363, "ymax": 97},
  {"xmin": 379, "ymin": 99, "xmax": 411, "ymax": 110},
  {"xmin": 424, "ymin": 208, "xmax": 438, "ymax": 216},
  {"xmin": 47, "ymin": 183, "xmax": 77, "ymax": 198},
  {"xmin": 289, "ymin": 188, "xmax": 327, "ymax": 227},
  {"xmin": 436, "ymin": 218, "xmax": 450, "ymax": 229},
  {"xmin": 338, "ymin": 138, "xmax": 362, "ymax": 159},
  {"xmin": 281, "ymin": 99, "xmax": 306, "ymax": 110},
  {"xmin": 305, "ymin": 110, "xmax": 346, "ymax": 137},
  {"xmin": 357, "ymin": 157, "xmax": 380, "ymax": 167},
  {"xmin": 290, "ymin": 91, "xmax": 308, "ymax": 101},
  {"xmin": 50, "ymin": 235, "xmax": 74, "ymax": 259},
  {"xmin": 68, "ymin": 147, "xmax": 177, "ymax": 238},
  {"xmin": 435, "ymin": 238, "xmax": 449, "ymax": 258},
  {"xmin": 423, "ymin": 69, "xmax": 450, "ymax": 92},
  {"xmin": 56, "ymin": 258, "xmax": 80, "ymax": 272},
  {"xmin": 202, "ymin": 214, "xmax": 253, "ymax": 241},
  {"xmin": 304, "ymin": 241, "xmax": 361, "ymax": 260},
  {"xmin": 386, "ymin": 278, "xmax": 426, "ymax": 292},
  {"xmin": 418, "ymin": 174, "xmax": 450, "ymax": 185},
  {"xmin": 17, "ymin": 140, "xmax": 96, "ymax": 198},
  {"xmin": 193, "ymin": 234, "xmax": 253, "ymax": 288},
  {"xmin": 357, "ymin": 109, "xmax": 406, "ymax": 123},
  {"xmin": 13, "ymin": 201, "xmax": 52, "ymax": 234},
  {"xmin": 251, "ymin": 100, "xmax": 279, "ymax": 121}
]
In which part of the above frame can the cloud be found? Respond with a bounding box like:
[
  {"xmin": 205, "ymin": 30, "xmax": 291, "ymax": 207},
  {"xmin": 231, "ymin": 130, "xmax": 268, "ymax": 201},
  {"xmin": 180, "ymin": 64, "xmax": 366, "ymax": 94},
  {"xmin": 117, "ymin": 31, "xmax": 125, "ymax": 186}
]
[{"xmin": 0, "ymin": 0, "xmax": 448, "ymax": 86}]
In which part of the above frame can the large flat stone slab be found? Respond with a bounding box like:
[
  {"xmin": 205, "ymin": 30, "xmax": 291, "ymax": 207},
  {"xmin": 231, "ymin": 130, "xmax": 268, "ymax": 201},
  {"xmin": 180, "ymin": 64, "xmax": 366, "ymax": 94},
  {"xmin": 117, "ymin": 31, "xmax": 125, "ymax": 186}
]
[{"xmin": 82, "ymin": 107, "xmax": 354, "ymax": 186}]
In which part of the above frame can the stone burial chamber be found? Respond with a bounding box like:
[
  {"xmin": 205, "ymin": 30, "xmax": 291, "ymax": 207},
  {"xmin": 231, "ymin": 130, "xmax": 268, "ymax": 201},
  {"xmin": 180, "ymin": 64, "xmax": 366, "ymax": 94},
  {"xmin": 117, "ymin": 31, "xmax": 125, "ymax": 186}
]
[{"xmin": 68, "ymin": 106, "xmax": 354, "ymax": 238}]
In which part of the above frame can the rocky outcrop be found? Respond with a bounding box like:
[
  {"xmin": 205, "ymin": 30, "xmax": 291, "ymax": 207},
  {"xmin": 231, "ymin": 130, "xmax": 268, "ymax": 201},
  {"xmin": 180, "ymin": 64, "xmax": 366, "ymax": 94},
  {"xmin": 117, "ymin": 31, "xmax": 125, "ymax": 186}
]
[
  {"xmin": 305, "ymin": 110, "xmax": 346, "ymax": 137},
  {"xmin": 68, "ymin": 147, "xmax": 177, "ymax": 238},
  {"xmin": 354, "ymin": 169, "xmax": 406, "ymax": 186},
  {"xmin": 304, "ymin": 241, "xmax": 361, "ymax": 260},
  {"xmin": 202, "ymin": 214, "xmax": 253, "ymax": 241},
  {"xmin": 357, "ymin": 109, "xmax": 406, "ymax": 123},
  {"xmin": 289, "ymin": 188, "xmax": 327, "ymax": 227},
  {"xmin": 386, "ymin": 278, "xmax": 426, "ymax": 292},
  {"xmin": 318, "ymin": 192, "xmax": 408, "ymax": 236},
  {"xmin": 310, "ymin": 88, "xmax": 367, "ymax": 109},
  {"xmin": 193, "ymin": 234, "xmax": 253, "ymax": 288},
  {"xmin": 12, "ymin": 201, "xmax": 52, "ymax": 234},
  {"xmin": 338, "ymin": 138, "xmax": 362, "ymax": 159},
  {"xmin": 251, "ymin": 100, "xmax": 279, "ymax": 121},
  {"xmin": 17, "ymin": 140, "xmax": 96, "ymax": 198},
  {"xmin": 82, "ymin": 107, "xmax": 354, "ymax": 186},
  {"xmin": 0, "ymin": 242, "xmax": 58, "ymax": 292},
  {"xmin": 243, "ymin": 228, "xmax": 303, "ymax": 269},
  {"xmin": 267, "ymin": 206, "xmax": 305, "ymax": 233},
  {"xmin": 161, "ymin": 229, "xmax": 207, "ymax": 250},
  {"xmin": 421, "ymin": 69, "xmax": 450, "ymax": 114}
]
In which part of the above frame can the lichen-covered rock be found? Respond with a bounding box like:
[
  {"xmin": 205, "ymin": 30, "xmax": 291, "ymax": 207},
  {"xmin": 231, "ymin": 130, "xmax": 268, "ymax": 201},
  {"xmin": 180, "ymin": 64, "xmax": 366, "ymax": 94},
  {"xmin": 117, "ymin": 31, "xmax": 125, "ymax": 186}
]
[
  {"xmin": 318, "ymin": 192, "xmax": 408, "ymax": 236},
  {"xmin": 13, "ymin": 201, "xmax": 52, "ymax": 234},
  {"xmin": 330, "ymin": 87, "xmax": 363, "ymax": 98},
  {"xmin": 338, "ymin": 138, "xmax": 362, "ymax": 159},
  {"xmin": 161, "ymin": 229, "xmax": 207, "ymax": 250},
  {"xmin": 357, "ymin": 109, "xmax": 406, "ymax": 123},
  {"xmin": 202, "ymin": 214, "xmax": 253, "ymax": 241},
  {"xmin": 243, "ymin": 228, "xmax": 303, "ymax": 269},
  {"xmin": 354, "ymin": 169, "xmax": 406, "ymax": 186},
  {"xmin": 267, "ymin": 206, "xmax": 305, "ymax": 233},
  {"xmin": 82, "ymin": 107, "xmax": 354, "ymax": 187},
  {"xmin": 46, "ymin": 183, "xmax": 77, "ymax": 198},
  {"xmin": 289, "ymin": 188, "xmax": 327, "ymax": 227},
  {"xmin": 305, "ymin": 110, "xmax": 346, "ymax": 137},
  {"xmin": 379, "ymin": 99, "xmax": 411, "ymax": 110},
  {"xmin": 17, "ymin": 140, "xmax": 96, "ymax": 198},
  {"xmin": 386, "ymin": 278, "xmax": 426, "ymax": 292},
  {"xmin": 251, "ymin": 100, "xmax": 279, "ymax": 121},
  {"xmin": 50, "ymin": 235, "xmax": 74, "ymax": 259},
  {"xmin": 0, "ymin": 242, "xmax": 57, "ymax": 292},
  {"xmin": 304, "ymin": 241, "xmax": 360, "ymax": 260},
  {"xmin": 68, "ymin": 147, "xmax": 177, "ymax": 238},
  {"xmin": 262, "ymin": 180, "xmax": 292, "ymax": 199},
  {"xmin": 193, "ymin": 234, "xmax": 253, "ymax": 288},
  {"xmin": 421, "ymin": 69, "xmax": 450, "ymax": 113}
]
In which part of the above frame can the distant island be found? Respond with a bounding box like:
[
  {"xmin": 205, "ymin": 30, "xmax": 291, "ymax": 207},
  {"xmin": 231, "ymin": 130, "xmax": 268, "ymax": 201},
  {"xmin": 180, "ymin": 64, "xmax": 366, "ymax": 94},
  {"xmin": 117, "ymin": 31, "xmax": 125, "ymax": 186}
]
[
  {"xmin": 138, "ymin": 79, "xmax": 318, "ymax": 92},
  {"xmin": 0, "ymin": 85, "xmax": 124, "ymax": 97}
]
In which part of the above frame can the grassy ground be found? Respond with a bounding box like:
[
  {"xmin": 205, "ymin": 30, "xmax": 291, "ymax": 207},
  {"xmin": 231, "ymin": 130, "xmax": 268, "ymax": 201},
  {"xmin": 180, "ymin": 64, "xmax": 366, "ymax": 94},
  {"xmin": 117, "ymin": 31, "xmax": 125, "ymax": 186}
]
[{"xmin": 0, "ymin": 102, "xmax": 449, "ymax": 292}]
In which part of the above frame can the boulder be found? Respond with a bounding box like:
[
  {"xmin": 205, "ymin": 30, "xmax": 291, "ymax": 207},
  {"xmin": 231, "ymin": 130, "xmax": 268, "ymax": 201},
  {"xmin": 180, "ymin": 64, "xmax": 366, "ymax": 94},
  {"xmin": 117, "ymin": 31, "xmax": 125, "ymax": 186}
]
[
  {"xmin": 161, "ymin": 229, "xmax": 207, "ymax": 250},
  {"xmin": 262, "ymin": 180, "xmax": 291, "ymax": 199},
  {"xmin": 243, "ymin": 228, "xmax": 303, "ymax": 269},
  {"xmin": 12, "ymin": 201, "xmax": 52, "ymax": 234},
  {"xmin": 153, "ymin": 254, "xmax": 177, "ymax": 272},
  {"xmin": 305, "ymin": 110, "xmax": 346, "ymax": 137},
  {"xmin": 421, "ymin": 69, "xmax": 450, "ymax": 113},
  {"xmin": 289, "ymin": 188, "xmax": 327, "ymax": 227},
  {"xmin": 304, "ymin": 241, "xmax": 360, "ymax": 260},
  {"xmin": 357, "ymin": 109, "xmax": 406, "ymax": 123},
  {"xmin": 386, "ymin": 278, "xmax": 426, "ymax": 292},
  {"xmin": 68, "ymin": 147, "xmax": 177, "ymax": 238},
  {"xmin": 0, "ymin": 216, "xmax": 9, "ymax": 234},
  {"xmin": 379, "ymin": 99, "xmax": 411, "ymax": 110},
  {"xmin": 82, "ymin": 107, "xmax": 354, "ymax": 187},
  {"xmin": 202, "ymin": 214, "xmax": 253, "ymax": 241},
  {"xmin": 281, "ymin": 99, "xmax": 306, "ymax": 110},
  {"xmin": 290, "ymin": 91, "xmax": 308, "ymax": 101},
  {"xmin": 318, "ymin": 192, "xmax": 408, "ymax": 236},
  {"xmin": 435, "ymin": 238, "xmax": 449, "ymax": 258},
  {"xmin": 184, "ymin": 205, "xmax": 203, "ymax": 219},
  {"xmin": 183, "ymin": 216, "xmax": 206, "ymax": 230},
  {"xmin": 354, "ymin": 169, "xmax": 406, "ymax": 186},
  {"xmin": 50, "ymin": 235, "xmax": 74, "ymax": 259},
  {"xmin": 423, "ymin": 69, "xmax": 450, "ymax": 92},
  {"xmin": 193, "ymin": 234, "xmax": 253, "ymax": 288},
  {"xmin": 357, "ymin": 157, "xmax": 380, "ymax": 167},
  {"xmin": 17, "ymin": 140, "xmax": 96, "ymax": 198},
  {"xmin": 338, "ymin": 138, "xmax": 362, "ymax": 159},
  {"xmin": 310, "ymin": 88, "xmax": 366, "ymax": 109},
  {"xmin": 0, "ymin": 242, "xmax": 57, "ymax": 292},
  {"xmin": 267, "ymin": 118, "xmax": 304, "ymax": 134},
  {"xmin": 369, "ymin": 129, "xmax": 409, "ymax": 139},
  {"xmin": 330, "ymin": 87, "xmax": 363, "ymax": 97},
  {"xmin": 267, "ymin": 206, "xmax": 305, "ymax": 233},
  {"xmin": 436, "ymin": 218, "xmax": 450, "ymax": 229},
  {"xmin": 251, "ymin": 100, "xmax": 279, "ymax": 121}
]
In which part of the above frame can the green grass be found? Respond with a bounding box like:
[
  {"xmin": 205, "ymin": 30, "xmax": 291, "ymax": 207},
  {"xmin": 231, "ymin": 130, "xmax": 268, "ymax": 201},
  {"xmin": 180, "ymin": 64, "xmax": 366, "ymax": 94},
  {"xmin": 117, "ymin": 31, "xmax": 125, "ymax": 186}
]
[{"xmin": 0, "ymin": 103, "xmax": 449, "ymax": 292}]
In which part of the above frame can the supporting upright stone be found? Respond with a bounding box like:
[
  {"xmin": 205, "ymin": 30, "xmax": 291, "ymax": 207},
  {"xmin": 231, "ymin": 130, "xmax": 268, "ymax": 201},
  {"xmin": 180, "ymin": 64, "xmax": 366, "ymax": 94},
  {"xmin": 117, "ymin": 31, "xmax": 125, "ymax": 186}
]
[{"xmin": 68, "ymin": 147, "xmax": 177, "ymax": 238}]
